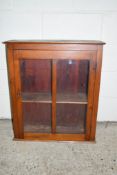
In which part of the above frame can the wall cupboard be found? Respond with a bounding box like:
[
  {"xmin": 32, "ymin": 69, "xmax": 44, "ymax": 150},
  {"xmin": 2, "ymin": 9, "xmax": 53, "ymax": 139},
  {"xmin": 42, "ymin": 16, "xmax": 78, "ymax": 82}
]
[{"xmin": 4, "ymin": 40, "xmax": 105, "ymax": 141}]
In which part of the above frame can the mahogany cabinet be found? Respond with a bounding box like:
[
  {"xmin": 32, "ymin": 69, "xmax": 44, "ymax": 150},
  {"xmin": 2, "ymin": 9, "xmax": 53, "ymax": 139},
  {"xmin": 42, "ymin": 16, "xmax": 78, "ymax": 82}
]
[{"xmin": 4, "ymin": 40, "xmax": 105, "ymax": 141}]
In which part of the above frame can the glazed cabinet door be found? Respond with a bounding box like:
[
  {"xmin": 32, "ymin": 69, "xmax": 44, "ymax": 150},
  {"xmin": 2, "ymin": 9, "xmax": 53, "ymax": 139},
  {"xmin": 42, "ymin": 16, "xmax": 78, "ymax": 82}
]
[
  {"xmin": 55, "ymin": 54, "xmax": 96, "ymax": 139},
  {"xmin": 14, "ymin": 51, "xmax": 53, "ymax": 138},
  {"xmin": 13, "ymin": 50, "xmax": 96, "ymax": 140},
  {"xmin": 56, "ymin": 59, "xmax": 89, "ymax": 134}
]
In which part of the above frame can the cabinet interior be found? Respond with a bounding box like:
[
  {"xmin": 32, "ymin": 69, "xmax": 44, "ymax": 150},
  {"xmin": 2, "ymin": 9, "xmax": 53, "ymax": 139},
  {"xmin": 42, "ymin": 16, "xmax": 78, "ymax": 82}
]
[{"xmin": 20, "ymin": 59, "xmax": 89, "ymax": 134}]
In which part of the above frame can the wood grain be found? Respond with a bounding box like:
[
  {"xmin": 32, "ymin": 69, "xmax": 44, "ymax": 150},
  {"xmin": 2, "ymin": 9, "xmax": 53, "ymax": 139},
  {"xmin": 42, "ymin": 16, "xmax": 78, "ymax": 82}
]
[
  {"xmin": 14, "ymin": 51, "xmax": 24, "ymax": 139},
  {"xmin": 24, "ymin": 133, "xmax": 85, "ymax": 141},
  {"xmin": 90, "ymin": 45, "xmax": 103, "ymax": 141},
  {"xmin": 85, "ymin": 52, "xmax": 97, "ymax": 140},
  {"xmin": 4, "ymin": 41, "xmax": 105, "ymax": 141},
  {"xmin": 6, "ymin": 44, "xmax": 20, "ymax": 138}
]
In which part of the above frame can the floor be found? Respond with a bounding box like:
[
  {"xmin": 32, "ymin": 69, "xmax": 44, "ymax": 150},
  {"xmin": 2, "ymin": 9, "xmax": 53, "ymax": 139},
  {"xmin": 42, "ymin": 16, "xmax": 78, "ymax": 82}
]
[{"xmin": 0, "ymin": 120, "xmax": 117, "ymax": 175}]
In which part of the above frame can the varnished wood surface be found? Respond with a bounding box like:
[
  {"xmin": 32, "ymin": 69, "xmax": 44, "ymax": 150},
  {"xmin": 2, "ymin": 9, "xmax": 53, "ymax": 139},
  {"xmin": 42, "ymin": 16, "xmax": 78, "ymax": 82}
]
[
  {"xmin": 9, "ymin": 44, "xmax": 98, "ymax": 51},
  {"xmin": 22, "ymin": 92, "xmax": 87, "ymax": 104},
  {"xmin": 56, "ymin": 93, "xmax": 87, "ymax": 104},
  {"xmin": 22, "ymin": 92, "xmax": 52, "ymax": 103},
  {"xmin": 4, "ymin": 40, "xmax": 105, "ymax": 51},
  {"xmin": 6, "ymin": 45, "xmax": 20, "ymax": 138},
  {"xmin": 24, "ymin": 133, "xmax": 86, "ymax": 141},
  {"xmin": 4, "ymin": 40, "xmax": 105, "ymax": 44},
  {"xmin": 85, "ymin": 52, "xmax": 97, "ymax": 140},
  {"xmin": 14, "ymin": 54, "xmax": 24, "ymax": 139},
  {"xmin": 90, "ymin": 45, "xmax": 103, "ymax": 140},
  {"xmin": 5, "ymin": 41, "xmax": 105, "ymax": 141},
  {"xmin": 14, "ymin": 50, "xmax": 94, "ymax": 60}
]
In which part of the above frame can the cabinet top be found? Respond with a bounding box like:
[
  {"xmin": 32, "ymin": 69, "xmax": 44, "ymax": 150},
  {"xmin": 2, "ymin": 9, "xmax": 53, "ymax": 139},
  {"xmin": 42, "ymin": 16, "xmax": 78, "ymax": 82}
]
[{"xmin": 3, "ymin": 40, "xmax": 105, "ymax": 45}]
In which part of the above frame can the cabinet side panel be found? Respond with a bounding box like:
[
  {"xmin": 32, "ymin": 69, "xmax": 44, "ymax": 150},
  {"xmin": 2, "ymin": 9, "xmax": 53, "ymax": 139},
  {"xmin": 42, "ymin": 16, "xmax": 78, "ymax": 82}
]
[
  {"xmin": 90, "ymin": 45, "xmax": 103, "ymax": 140},
  {"xmin": 6, "ymin": 44, "xmax": 20, "ymax": 138},
  {"xmin": 85, "ymin": 52, "xmax": 97, "ymax": 140}
]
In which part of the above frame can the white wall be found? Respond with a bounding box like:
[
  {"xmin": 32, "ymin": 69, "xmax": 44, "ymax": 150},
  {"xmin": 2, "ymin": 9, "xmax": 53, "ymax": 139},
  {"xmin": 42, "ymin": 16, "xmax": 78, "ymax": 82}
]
[{"xmin": 0, "ymin": 0, "xmax": 117, "ymax": 121}]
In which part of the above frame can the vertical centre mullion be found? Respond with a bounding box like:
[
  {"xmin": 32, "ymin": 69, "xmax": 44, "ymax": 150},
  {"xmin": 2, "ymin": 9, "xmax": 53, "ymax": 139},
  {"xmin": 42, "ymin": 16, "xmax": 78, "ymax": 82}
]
[{"xmin": 52, "ymin": 59, "xmax": 57, "ymax": 133}]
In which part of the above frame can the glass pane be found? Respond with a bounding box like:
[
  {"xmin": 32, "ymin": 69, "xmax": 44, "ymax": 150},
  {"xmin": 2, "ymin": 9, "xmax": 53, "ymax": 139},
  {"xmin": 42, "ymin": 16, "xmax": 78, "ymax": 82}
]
[
  {"xmin": 56, "ymin": 104, "xmax": 87, "ymax": 134},
  {"xmin": 56, "ymin": 59, "xmax": 89, "ymax": 134},
  {"xmin": 23, "ymin": 103, "xmax": 51, "ymax": 133},
  {"xmin": 20, "ymin": 59, "xmax": 52, "ymax": 133}
]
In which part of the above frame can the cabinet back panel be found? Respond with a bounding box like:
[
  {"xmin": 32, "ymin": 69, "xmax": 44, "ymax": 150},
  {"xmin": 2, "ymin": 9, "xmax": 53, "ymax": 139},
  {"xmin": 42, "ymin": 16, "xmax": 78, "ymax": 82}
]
[
  {"xmin": 56, "ymin": 104, "xmax": 87, "ymax": 134},
  {"xmin": 20, "ymin": 59, "xmax": 52, "ymax": 93},
  {"xmin": 57, "ymin": 60, "xmax": 89, "ymax": 94},
  {"xmin": 23, "ymin": 103, "xmax": 52, "ymax": 133}
]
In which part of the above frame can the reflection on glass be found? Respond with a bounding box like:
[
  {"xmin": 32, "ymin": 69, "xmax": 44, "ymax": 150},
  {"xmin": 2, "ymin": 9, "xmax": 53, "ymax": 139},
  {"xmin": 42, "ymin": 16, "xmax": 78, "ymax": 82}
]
[
  {"xmin": 20, "ymin": 59, "xmax": 52, "ymax": 133},
  {"xmin": 56, "ymin": 59, "xmax": 89, "ymax": 134},
  {"xmin": 23, "ymin": 103, "xmax": 51, "ymax": 133},
  {"xmin": 56, "ymin": 104, "xmax": 87, "ymax": 134}
]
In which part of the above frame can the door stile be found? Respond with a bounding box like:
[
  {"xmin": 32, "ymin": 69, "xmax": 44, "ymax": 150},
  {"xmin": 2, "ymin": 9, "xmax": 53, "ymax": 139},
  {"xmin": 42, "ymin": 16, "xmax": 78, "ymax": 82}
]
[
  {"xmin": 85, "ymin": 52, "xmax": 97, "ymax": 140},
  {"xmin": 13, "ymin": 50, "xmax": 24, "ymax": 138},
  {"xmin": 52, "ymin": 59, "xmax": 57, "ymax": 133}
]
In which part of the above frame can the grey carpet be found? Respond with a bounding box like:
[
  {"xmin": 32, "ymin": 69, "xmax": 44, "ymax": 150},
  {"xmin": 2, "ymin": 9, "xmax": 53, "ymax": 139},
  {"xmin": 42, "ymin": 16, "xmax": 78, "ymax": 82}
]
[{"xmin": 0, "ymin": 120, "xmax": 117, "ymax": 175}]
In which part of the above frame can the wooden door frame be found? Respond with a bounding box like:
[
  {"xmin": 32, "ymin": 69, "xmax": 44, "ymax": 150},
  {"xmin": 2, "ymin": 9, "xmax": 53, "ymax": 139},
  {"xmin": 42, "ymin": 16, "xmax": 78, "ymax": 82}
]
[
  {"xmin": 85, "ymin": 52, "xmax": 97, "ymax": 140},
  {"xmin": 13, "ymin": 50, "xmax": 97, "ymax": 141},
  {"xmin": 13, "ymin": 50, "xmax": 24, "ymax": 138}
]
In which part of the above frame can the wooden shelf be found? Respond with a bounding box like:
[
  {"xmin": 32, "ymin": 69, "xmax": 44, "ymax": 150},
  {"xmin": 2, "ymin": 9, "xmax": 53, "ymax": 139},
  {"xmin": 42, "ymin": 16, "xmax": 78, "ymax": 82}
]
[
  {"xmin": 24, "ymin": 124, "xmax": 85, "ymax": 134},
  {"xmin": 22, "ymin": 92, "xmax": 52, "ymax": 103},
  {"xmin": 22, "ymin": 92, "xmax": 87, "ymax": 104},
  {"xmin": 56, "ymin": 125, "xmax": 85, "ymax": 134},
  {"xmin": 57, "ymin": 93, "xmax": 87, "ymax": 104},
  {"xmin": 24, "ymin": 124, "xmax": 51, "ymax": 133}
]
